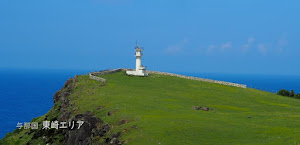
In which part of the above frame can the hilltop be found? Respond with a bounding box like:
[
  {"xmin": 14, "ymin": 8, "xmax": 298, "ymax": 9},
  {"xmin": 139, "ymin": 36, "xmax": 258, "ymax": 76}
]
[{"xmin": 1, "ymin": 70, "xmax": 300, "ymax": 144}]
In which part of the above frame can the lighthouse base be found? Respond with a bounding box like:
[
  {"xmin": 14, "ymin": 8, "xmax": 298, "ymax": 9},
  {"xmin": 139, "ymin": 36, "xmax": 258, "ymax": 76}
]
[{"xmin": 126, "ymin": 70, "xmax": 148, "ymax": 76}]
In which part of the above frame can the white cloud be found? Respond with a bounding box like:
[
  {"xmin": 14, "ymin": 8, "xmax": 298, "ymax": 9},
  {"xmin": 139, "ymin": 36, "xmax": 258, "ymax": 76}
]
[
  {"xmin": 278, "ymin": 35, "xmax": 288, "ymax": 46},
  {"xmin": 277, "ymin": 47, "xmax": 283, "ymax": 53},
  {"xmin": 276, "ymin": 35, "xmax": 288, "ymax": 53},
  {"xmin": 258, "ymin": 44, "xmax": 268, "ymax": 55},
  {"xmin": 220, "ymin": 42, "xmax": 232, "ymax": 51},
  {"xmin": 242, "ymin": 43, "xmax": 249, "ymax": 52},
  {"xmin": 204, "ymin": 42, "xmax": 232, "ymax": 55},
  {"xmin": 165, "ymin": 35, "xmax": 288, "ymax": 56},
  {"xmin": 241, "ymin": 37, "xmax": 255, "ymax": 53},
  {"xmin": 164, "ymin": 38, "xmax": 189, "ymax": 55},
  {"xmin": 248, "ymin": 37, "xmax": 255, "ymax": 43},
  {"xmin": 255, "ymin": 35, "xmax": 288, "ymax": 55},
  {"xmin": 183, "ymin": 38, "xmax": 189, "ymax": 43},
  {"xmin": 206, "ymin": 45, "xmax": 216, "ymax": 54},
  {"xmin": 165, "ymin": 45, "xmax": 181, "ymax": 54},
  {"xmin": 165, "ymin": 36, "xmax": 288, "ymax": 56}
]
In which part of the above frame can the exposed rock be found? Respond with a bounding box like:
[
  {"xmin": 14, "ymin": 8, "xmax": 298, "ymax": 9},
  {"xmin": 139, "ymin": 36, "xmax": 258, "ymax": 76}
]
[
  {"xmin": 202, "ymin": 107, "xmax": 209, "ymax": 111},
  {"xmin": 97, "ymin": 106, "xmax": 102, "ymax": 110},
  {"xmin": 106, "ymin": 132, "xmax": 121, "ymax": 145},
  {"xmin": 64, "ymin": 78, "xmax": 74, "ymax": 88},
  {"xmin": 98, "ymin": 124, "xmax": 110, "ymax": 137},
  {"xmin": 53, "ymin": 78, "xmax": 74, "ymax": 103},
  {"xmin": 119, "ymin": 120, "xmax": 127, "ymax": 125},
  {"xmin": 192, "ymin": 106, "xmax": 215, "ymax": 112},
  {"xmin": 192, "ymin": 106, "xmax": 202, "ymax": 110},
  {"xmin": 28, "ymin": 77, "xmax": 122, "ymax": 145},
  {"xmin": 66, "ymin": 112, "xmax": 103, "ymax": 145}
]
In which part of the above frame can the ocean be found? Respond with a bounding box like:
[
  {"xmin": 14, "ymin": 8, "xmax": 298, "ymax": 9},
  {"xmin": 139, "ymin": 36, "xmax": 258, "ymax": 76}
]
[
  {"xmin": 0, "ymin": 70, "xmax": 299, "ymax": 139},
  {"xmin": 0, "ymin": 69, "xmax": 87, "ymax": 139}
]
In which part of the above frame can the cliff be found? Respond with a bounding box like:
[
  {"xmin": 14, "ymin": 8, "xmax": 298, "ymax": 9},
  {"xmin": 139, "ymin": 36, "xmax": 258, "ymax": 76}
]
[
  {"xmin": 1, "ymin": 70, "xmax": 300, "ymax": 144},
  {"xmin": 0, "ymin": 75, "xmax": 116, "ymax": 145}
]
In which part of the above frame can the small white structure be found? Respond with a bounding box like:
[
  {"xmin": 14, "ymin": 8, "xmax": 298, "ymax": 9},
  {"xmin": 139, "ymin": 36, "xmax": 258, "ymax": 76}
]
[{"xmin": 126, "ymin": 44, "xmax": 148, "ymax": 76}]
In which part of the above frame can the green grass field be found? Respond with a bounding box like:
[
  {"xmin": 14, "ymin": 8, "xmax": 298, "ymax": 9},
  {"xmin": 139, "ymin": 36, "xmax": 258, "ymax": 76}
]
[{"xmin": 2, "ymin": 71, "xmax": 300, "ymax": 144}]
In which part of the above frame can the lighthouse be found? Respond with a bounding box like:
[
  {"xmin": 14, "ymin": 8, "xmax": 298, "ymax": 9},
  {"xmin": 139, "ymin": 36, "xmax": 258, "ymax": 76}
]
[{"xmin": 126, "ymin": 44, "xmax": 148, "ymax": 76}]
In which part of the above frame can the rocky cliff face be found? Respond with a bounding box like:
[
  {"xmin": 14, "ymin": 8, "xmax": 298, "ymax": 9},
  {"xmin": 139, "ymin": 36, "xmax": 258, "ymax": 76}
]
[{"xmin": 29, "ymin": 77, "xmax": 121, "ymax": 145}]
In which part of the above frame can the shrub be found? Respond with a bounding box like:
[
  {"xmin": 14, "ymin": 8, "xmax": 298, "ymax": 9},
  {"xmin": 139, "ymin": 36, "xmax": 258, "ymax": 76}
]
[
  {"xmin": 290, "ymin": 90, "xmax": 295, "ymax": 97},
  {"xmin": 295, "ymin": 94, "xmax": 300, "ymax": 99},
  {"xmin": 277, "ymin": 89, "xmax": 290, "ymax": 97}
]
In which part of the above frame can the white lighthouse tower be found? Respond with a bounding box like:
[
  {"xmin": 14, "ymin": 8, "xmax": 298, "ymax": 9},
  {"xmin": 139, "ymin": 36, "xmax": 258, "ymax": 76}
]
[{"xmin": 126, "ymin": 44, "xmax": 148, "ymax": 76}]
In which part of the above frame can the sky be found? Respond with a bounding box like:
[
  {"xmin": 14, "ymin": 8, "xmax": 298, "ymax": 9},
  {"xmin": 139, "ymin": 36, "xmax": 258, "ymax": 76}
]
[{"xmin": 0, "ymin": 0, "xmax": 299, "ymax": 75}]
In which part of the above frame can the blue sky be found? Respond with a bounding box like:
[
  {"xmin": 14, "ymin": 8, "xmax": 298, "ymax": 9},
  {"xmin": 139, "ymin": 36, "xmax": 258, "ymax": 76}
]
[{"xmin": 0, "ymin": 0, "xmax": 299, "ymax": 75}]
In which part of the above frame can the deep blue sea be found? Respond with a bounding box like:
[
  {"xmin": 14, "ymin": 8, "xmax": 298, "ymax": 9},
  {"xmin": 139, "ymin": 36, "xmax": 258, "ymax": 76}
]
[
  {"xmin": 0, "ymin": 70, "xmax": 299, "ymax": 139},
  {"xmin": 0, "ymin": 69, "xmax": 88, "ymax": 139}
]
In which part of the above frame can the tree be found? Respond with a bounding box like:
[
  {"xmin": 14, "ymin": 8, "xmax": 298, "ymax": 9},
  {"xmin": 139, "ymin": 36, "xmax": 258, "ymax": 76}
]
[
  {"xmin": 277, "ymin": 89, "xmax": 290, "ymax": 97},
  {"xmin": 290, "ymin": 90, "xmax": 295, "ymax": 97},
  {"xmin": 295, "ymin": 94, "xmax": 300, "ymax": 99}
]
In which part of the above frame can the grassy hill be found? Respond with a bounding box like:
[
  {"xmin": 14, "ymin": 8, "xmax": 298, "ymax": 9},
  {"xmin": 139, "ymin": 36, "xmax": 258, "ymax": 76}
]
[{"xmin": 1, "ymin": 71, "xmax": 300, "ymax": 144}]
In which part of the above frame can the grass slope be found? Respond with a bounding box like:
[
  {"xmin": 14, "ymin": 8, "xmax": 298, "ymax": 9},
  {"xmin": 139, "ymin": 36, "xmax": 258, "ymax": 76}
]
[{"xmin": 2, "ymin": 71, "xmax": 300, "ymax": 144}]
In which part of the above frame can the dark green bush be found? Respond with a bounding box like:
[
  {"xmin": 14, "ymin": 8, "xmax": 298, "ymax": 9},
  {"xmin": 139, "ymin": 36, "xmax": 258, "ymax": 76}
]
[
  {"xmin": 277, "ymin": 89, "xmax": 290, "ymax": 97},
  {"xmin": 295, "ymin": 94, "xmax": 300, "ymax": 99},
  {"xmin": 290, "ymin": 90, "xmax": 295, "ymax": 97}
]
